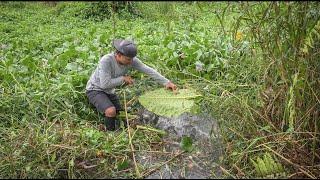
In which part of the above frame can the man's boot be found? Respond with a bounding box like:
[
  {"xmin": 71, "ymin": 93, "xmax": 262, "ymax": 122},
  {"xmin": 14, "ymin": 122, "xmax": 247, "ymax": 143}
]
[
  {"xmin": 122, "ymin": 119, "xmax": 128, "ymax": 128},
  {"xmin": 104, "ymin": 117, "xmax": 120, "ymax": 131}
]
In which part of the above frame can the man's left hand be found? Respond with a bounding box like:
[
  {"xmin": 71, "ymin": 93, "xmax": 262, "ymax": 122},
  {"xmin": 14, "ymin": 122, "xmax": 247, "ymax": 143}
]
[{"xmin": 165, "ymin": 82, "xmax": 177, "ymax": 93}]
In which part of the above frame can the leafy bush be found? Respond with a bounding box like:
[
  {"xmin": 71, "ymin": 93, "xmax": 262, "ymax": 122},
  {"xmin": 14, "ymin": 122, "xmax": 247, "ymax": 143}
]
[{"xmin": 78, "ymin": 2, "xmax": 140, "ymax": 21}]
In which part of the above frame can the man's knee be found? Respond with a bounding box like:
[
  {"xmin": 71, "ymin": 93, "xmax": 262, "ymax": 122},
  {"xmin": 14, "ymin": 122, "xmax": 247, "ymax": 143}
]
[{"xmin": 105, "ymin": 107, "xmax": 116, "ymax": 117}]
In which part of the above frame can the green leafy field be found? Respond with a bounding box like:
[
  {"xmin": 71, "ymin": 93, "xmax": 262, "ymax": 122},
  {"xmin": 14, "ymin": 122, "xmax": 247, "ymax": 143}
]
[{"xmin": 1, "ymin": 2, "xmax": 319, "ymax": 178}]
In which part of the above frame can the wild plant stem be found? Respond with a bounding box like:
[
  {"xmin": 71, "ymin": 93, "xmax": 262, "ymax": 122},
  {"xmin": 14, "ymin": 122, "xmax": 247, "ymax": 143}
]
[{"xmin": 123, "ymin": 91, "xmax": 141, "ymax": 178}]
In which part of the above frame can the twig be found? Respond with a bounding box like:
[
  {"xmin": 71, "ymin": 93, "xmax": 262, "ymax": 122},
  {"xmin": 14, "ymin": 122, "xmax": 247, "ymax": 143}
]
[
  {"xmin": 121, "ymin": 149, "xmax": 177, "ymax": 154},
  {"xmin": 298, "ymin": 167, "xmax": 317, "ymax": 179},
  {"xmin": 51, "ymin": 144, "xmax": 77, "ymax": 150},
  {"xmin": 116, "ymin": 168, "xmax": 132, "ymax": 174},
  {"xmin": 140, "ymin": 151, "xmax": 184, "ymax": 178},
  {"xmin": 219, "ymin": 166, "xmax": 236, "ymax": 179},
  {"xmin": 228, "ymin": 127, "xmax": 247, "ymax": 140},
  {"xmin": 136, "ymin": 125, "xmax": 166, "ymax": 135},
  {"xmin": 126, "ymin": 96, "xmax": 137, "ymax": 106},
  {"xmin": 232, "ymin": 164, "xmax": 245, "ymax": 177},
  {"xmin": 124, "ymin": 92, "xmax": 141, "ymax": 178},
  {"xmin": 78, "ymin": 161, "xmax": 98, "ymax": 169}
]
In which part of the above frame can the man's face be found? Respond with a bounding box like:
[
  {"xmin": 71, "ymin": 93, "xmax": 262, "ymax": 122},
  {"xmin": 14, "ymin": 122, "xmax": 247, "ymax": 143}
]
[{"xmin": 116, "ymin": 53, "xmax": 133, "ymax": 65}]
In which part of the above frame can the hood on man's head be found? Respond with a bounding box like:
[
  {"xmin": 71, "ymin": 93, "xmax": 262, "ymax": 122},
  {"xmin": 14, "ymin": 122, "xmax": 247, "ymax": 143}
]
[{"xmin": 113, "ymin": 39, "xmax": 137, "ymax": 58}]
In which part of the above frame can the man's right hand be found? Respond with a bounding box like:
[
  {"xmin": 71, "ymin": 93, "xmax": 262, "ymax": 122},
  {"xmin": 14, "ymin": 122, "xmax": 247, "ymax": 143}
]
[{"xmin": 123, "ymin": 75, "xmax": 134, "ymax": 85}]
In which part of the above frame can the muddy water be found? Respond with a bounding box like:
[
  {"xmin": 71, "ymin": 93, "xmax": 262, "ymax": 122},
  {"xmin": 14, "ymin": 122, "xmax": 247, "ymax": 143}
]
[{"xmin": 136, "ymin": 109, "xmax": 224, "ymax": 179}]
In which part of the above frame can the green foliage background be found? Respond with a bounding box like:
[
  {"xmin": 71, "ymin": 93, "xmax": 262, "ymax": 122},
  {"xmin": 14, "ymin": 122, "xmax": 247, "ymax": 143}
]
[{"xmin": 0, "ymin": 1, "xmax": 319, "ymax": 179}]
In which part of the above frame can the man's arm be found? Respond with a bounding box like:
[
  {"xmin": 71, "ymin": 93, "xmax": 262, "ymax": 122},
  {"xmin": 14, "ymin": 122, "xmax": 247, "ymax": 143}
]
[
  {"xmin": 132, "ymin": 58, "xmax": 177, "ymax": 91},
  {"xmin": 132, "ymin": 58, "xmax": 170, "ymax": 85}
]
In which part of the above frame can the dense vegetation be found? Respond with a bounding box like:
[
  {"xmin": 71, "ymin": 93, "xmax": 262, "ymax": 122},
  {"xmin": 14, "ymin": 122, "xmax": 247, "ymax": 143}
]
[{"xmin": 0, "ymin": 2, "xmax": 319, "ymax": 178}]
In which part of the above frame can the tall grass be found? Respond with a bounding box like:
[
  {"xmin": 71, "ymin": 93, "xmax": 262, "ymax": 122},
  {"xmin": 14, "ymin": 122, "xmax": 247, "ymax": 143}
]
[{"xmin": 212, "ymin": 2, "xmax": 320, "ymax": 178}]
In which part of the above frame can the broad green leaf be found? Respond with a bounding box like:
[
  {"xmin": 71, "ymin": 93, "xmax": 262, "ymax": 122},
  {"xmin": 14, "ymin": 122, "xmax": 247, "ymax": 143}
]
[{"xmin": 138, "ymin": 88, "xmax": 201, "ymax": 117}]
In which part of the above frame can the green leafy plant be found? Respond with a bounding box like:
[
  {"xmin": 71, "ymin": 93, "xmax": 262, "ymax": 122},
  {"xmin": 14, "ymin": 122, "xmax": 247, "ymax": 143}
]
[
  {"xmin": 81, "ymin": 128, "xmax": 104, "ymax": 146},
  {"xmin": 250, "ymin": 152, "xmax": 285, "ymax": 178},
  {"xmin": 116, "ymin": 159, "xmax": 130, "ymax": 171},
  {"xmin": 180, "ymin": 136, "xmax": 193, "ymax": 152},
  {"xmin": 138, "ymin": 88, "xmax": 202, "ymax": 117}
]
